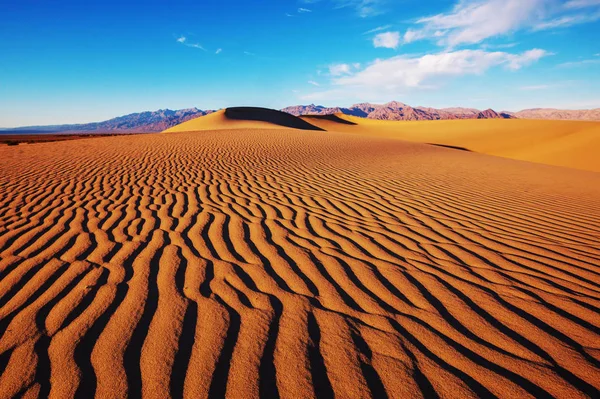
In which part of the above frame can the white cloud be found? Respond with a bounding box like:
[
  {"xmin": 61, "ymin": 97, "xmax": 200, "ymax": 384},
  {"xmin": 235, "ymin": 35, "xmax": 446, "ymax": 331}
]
[
  {"xmin": 403, "ymin": 0, "xmax": 600, "ymax": 47},
  {"xmin": 304, "ymin": 49, "xmax": 547, "ymax": 102},
  {"xmin": 298, "ymin": 7, "xmax": 312, "ymax": 13},
  {"xmin": 558, "ymin": 59, "xmax": 600, "ymax": 67},
  {"xmin": 332, "ymin": 49, "xmax": 548, "ymax": 89},
  {"xmin": 176, "ymin": 36, "xmax": 206, "ymax": 51},
  {"xmin": 187, "ymin": 44, "xmax": 206, "ymax": 50},
  {"xmin": 533, "ymin": 10, "xmax": 600, "ymax": 30},
  {"xmin": 215, "ymin": 48, "xmax": 222, "ymax": 54},
  {"xmin": 363, "ymin": 25, "xmax": 392, "ymax": 34},
  {"xmin": 412, "ymin": 0, "xmax": 545, "ymax": 47},
  {"xmin": 373, "ymin": 31, "xmax": 400, "ymax": 49},
  {"xmin": 328, "ymin": 63, "xmax": 352, "ymax": 76},
  {"xmin": 308, "ymin": 80, "xmax": 320, "ymax": 86},
  {"xmin": 403, "ymin": 29, "xmax": 427, "ymax": 44},
  {"xmin": 481, "ymin": 42, "xmax": 519, "ymax": 50},
  {"xmin": 333, "ymin": 0, "xmax": 386, "ymax": 17}
]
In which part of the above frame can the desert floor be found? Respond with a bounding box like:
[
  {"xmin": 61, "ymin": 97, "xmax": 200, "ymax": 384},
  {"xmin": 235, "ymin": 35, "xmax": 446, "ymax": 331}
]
[{"xmin": 1, "ymin": 115, "xmax": 600, "ymax": 398}]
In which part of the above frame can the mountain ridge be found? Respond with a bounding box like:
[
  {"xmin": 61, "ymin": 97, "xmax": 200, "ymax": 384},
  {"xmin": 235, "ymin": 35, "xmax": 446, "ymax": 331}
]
[
  {"xmin": 281, "ymin": 102, "xmax": 514, "ymax": 121},
  {"xmin": 3, "ymin": 103, "xmax": 600, "ymax": 133}
]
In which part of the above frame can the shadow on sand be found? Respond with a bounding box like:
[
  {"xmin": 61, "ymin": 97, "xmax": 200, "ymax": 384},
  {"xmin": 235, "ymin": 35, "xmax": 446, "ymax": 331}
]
[{"xmin": 225, "ymin": 107, "xmax": 325, "ymax": 131}]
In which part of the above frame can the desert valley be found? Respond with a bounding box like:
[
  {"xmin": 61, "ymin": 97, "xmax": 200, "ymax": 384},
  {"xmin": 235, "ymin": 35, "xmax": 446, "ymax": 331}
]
[{"xmin": 0, "ymin": 107, "xmax": 599, "ymax": 398}]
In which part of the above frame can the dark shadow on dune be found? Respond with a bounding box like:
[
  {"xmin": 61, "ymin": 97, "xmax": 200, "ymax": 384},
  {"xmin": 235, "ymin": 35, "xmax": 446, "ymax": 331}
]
[
  {"xmin": 427, "ymin": 143, "xmax": 472, "ymax": 152},
  {"xmin": 302, "ymin": 114, "xmax": 358, "ymax": 125},
  {"xmin": 225, "ymin": 107, "xmax": 325, "ymax": 131}
]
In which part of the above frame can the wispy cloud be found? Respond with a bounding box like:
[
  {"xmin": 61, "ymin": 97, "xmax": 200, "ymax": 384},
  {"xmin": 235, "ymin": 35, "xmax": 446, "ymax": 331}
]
[
  {"xmin": 373, "ymin": 31, "xmax": 400, "ymax": 49},
  {"xmin": 243, "ymin": 51, "xmax": 256, "ymax": 56},
  {"xmin": 298, "ymin": 7, "xmax": 312, "ymax": 13},
  {"xmin": 405, "ymin": 0, "xmax": 545, "ymax": 47},
  {"xmin": 308, "ymin": 49, "xmax": 548, "ymax": 101},
  {"xmin": 558, "ymin": 59, "xmax": 600, "ymax": 67},
  {"xmin": 333, "ymin": 0, "xmax": 386, "ymax": 17},
  {"xmin": 564, "ymin": 0, "xmax": 600, "ymax": 9},
  {"xmin": 481, "ymin": 42, "xmax": 519, "ymax": 50},
  {"xmin": 363, "ymin": 25, "xmax": 392, "ymax": 35},
  {"xmin": 401, "ymin": 0, "xmax": 600, "ymax": 48},
  {"xmin": 328, "ymin": 63, "xmax": 352, "ymax": 76},
  {"xmin": 215, "ymin": 48, "xmax": 222, "ymax": 54},
  {"xmin": 335, "ymin": 49, "xmax": 548, "ymax": 88},
  {"xmin": 176, "ymin": 36, "xmax": 206, "ymax": 51},
  {"xmin": 301, "ymin": 0, "xmax": 387, "ymax": 17},
  {"xmin": 308, "ymin": 80, "xmax": 320, "ymax": 86}
]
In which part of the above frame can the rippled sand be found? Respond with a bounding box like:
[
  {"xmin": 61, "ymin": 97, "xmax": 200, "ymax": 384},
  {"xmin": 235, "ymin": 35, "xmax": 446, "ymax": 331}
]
[{"xmin": 1, "ymin": 122, "xmax": 599, "ymax": 398}]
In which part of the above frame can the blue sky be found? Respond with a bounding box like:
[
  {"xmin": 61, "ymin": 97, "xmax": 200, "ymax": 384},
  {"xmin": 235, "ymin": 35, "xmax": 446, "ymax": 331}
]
[{"xmin": 1, "ymin": 0, "xmax": 599, "ymax": 126}]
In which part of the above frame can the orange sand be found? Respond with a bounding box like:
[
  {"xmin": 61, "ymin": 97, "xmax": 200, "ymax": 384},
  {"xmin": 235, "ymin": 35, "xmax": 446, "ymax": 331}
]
[
  {"xmin": 1, "ymin": 110, "xmax": 599, "ymax": 398},
  {"xmin": 300, "ymin": 115, "xmax": 600, "ymax": 172}
]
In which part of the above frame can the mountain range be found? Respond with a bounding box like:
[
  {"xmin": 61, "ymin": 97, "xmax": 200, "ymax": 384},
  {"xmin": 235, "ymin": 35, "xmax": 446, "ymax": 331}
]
[
  {"xmin": 0, "ymin": 108, "xmax": 212, "ymax": 134},
  {"xmin": 281, "ymin": 101, "xmax": 514, "ymax": 120},
  {"xmin": 512, "ymin": 108, "xmax": 600, "ymax": 121},
  {"xmin": 2, "ymin": 103, "xmax": 599, "ymax": 133}
]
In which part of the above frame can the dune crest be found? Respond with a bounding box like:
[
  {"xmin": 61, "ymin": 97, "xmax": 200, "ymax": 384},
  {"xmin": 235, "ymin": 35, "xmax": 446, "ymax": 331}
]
[{"xmin": 164, "ymin": 107, "xmax": 324, "ymax": 133}]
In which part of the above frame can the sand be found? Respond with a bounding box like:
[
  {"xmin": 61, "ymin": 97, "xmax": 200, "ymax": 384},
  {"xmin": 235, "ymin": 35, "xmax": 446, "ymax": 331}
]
[
  {"xmin": 1, "ymin": 111, "xmax": 600, "ymax": 398},
  {"xmin": 300, "ymin": 115, "xmax": 600, "ymax": 173}
]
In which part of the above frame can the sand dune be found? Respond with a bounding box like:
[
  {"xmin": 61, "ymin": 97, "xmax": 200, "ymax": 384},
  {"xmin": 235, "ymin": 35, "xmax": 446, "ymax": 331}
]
[
  {"xmin": 1, "ymin": 113, "xmax": 600, "ymax": 398},
  {"xmin": 165, "ymin": 107, "xmax": 324, "ymax": 133},
  {"xmin": 300, "ymin": 115, "xmax": 600, "ymax": 172}
]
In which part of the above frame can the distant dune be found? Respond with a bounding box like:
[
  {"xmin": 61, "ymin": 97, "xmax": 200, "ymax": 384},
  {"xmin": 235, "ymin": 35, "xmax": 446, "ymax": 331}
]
[
  {"xmin": 300, "ymin": 114, "xmax": 600, "ymax": 172},
  {"xmin": 1, "ymin": 108, "xmax": 599, "ymax": 398}
]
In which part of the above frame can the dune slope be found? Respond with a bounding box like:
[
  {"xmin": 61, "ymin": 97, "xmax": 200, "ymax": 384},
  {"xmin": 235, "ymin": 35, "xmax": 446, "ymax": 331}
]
[
  {"xmin": 0, "ymin": 128, "xmax": 599, "ymax": 398},
  {"xmin": 164, "ymin": 107, "xmax": 324, "ymax": 133},
  {"xmin": 301, "ymin": 115, "xmax": 600, "ymax": 172}
]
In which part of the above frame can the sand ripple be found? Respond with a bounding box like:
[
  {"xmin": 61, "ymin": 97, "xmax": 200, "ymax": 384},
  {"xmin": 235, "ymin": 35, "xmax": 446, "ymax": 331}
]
[{"xmin": 0, "ymin": 129, "xmax": 599, "ymax": 398}]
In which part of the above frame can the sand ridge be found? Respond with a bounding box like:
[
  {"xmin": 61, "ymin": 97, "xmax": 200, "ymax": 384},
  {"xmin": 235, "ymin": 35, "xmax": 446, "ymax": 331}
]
[
  {"xmin": 0, "ymin": 125, "xmax": 599, "ymax": 398},
  {"xmin": 164, "ymin": 107, "xmax": 324, "ymax": 133},
  {"xmin": 168, "ymin": 107, "xmax": 600, "ymax": 172},
  {"xmin": 300, "ymin": 115, "xmax": 600, "ymax": 172}
]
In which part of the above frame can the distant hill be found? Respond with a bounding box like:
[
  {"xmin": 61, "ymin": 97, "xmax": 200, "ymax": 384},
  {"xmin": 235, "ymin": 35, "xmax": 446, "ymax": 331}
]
[
  {"xmin": 282, "ymin": 102, "xmax": 513, "ymax": 121},
  {"xmin": 0, "ymin": 108, "xmax": 213, "ymax": 134},
  {"xmin": 514, "ymin": 108, "xmax": 600, "ymax": 121},
  {"xmin": 3, "ymin": 102, "xmax": 600, "ymax": 134}
]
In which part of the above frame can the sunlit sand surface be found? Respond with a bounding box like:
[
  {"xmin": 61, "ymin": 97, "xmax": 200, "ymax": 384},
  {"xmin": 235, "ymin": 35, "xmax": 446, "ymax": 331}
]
[{"xmin": 1, "ymin": 110, "xmax": 599, "ymax": 398}]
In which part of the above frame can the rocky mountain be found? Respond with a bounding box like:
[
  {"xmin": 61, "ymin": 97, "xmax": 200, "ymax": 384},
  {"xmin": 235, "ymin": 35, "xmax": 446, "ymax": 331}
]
[
  {"xmin": 514, "ymin": 108, "xmax": 600, "ymax": 121},
  {"xmin": 4, "ymin": 103, "xmax": 599, "ymax": 134},
  {"xmin": 477, "ymin": 109, "xmax": 502, "ymax": 119},
  {"xmin": 2, "ymin": 108, "xmax": 214, "ymax": 134},
  {"xmin": 280, "ymin": 104, "xmax": 342, "ymax": 116},
  {"xmin": 282, "ymin": 102, "xmax": 513, "ymax": 121},
  {"xmin": 437, "ymin": 107, "xmax": 481, "ymax": 118}
]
